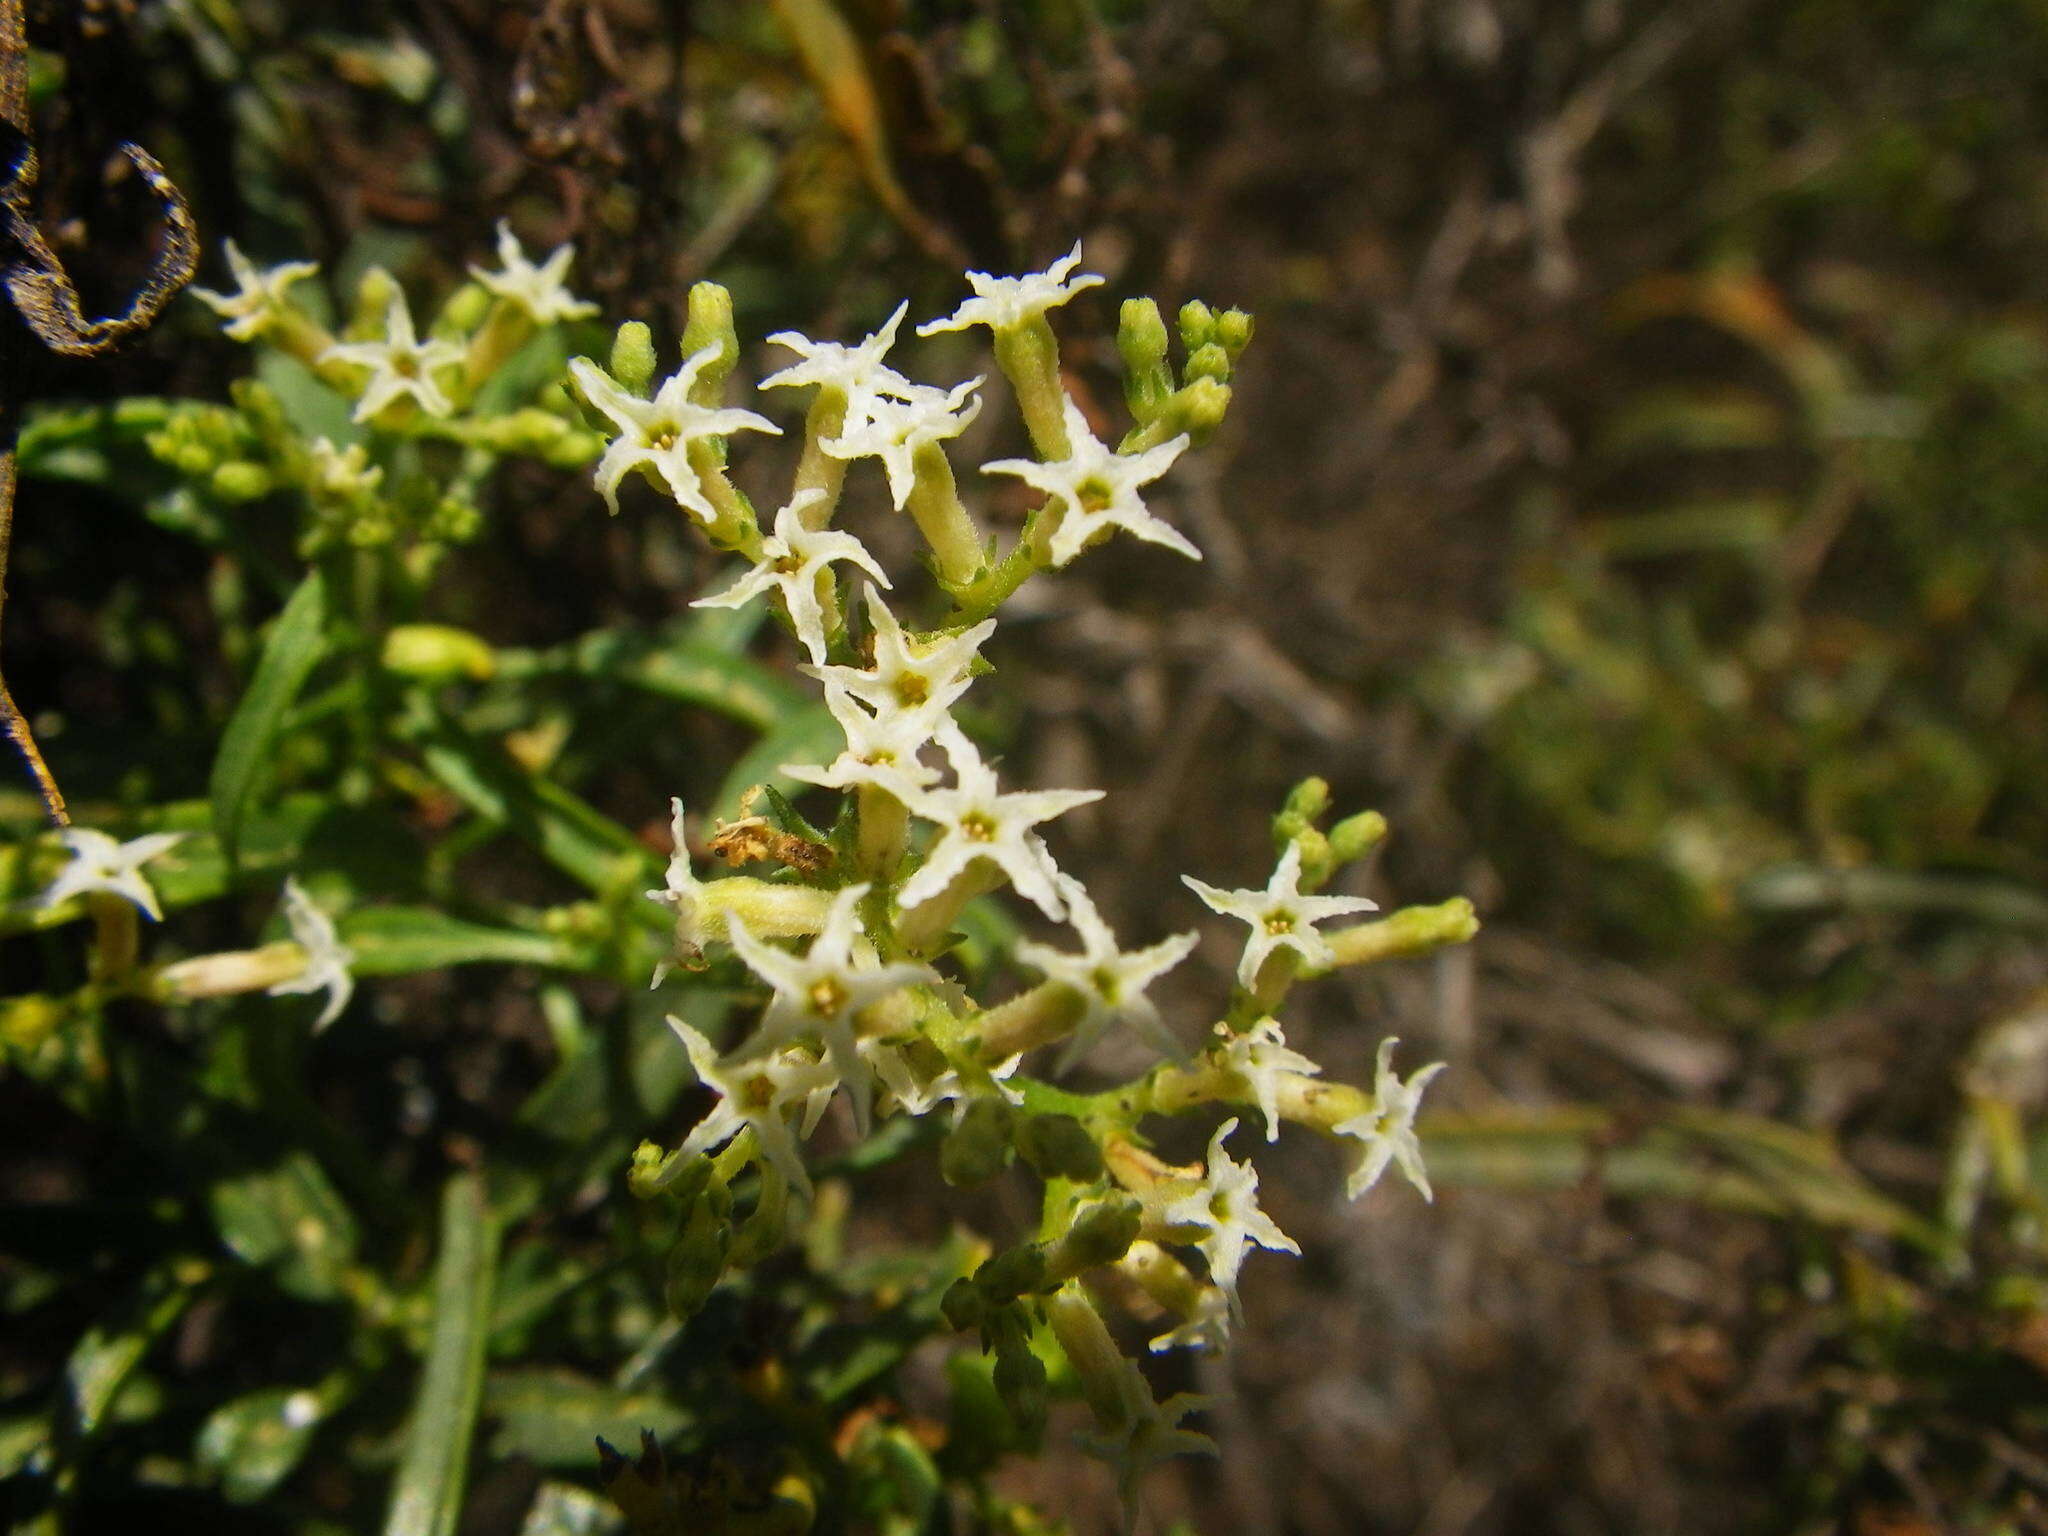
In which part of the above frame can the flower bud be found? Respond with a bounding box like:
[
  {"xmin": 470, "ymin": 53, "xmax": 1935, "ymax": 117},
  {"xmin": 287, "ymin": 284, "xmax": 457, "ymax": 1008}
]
[
  {"xmin": 1015, "ymin": 1114, "xmax": 1104, "ymax": 1183},
  {"xmin": 346, "ymin": 267, "xmax": 402, "ymax": 341},
  {"xmin": 975, "ymin": 1244, "xmax": 1048, "ymax": 1303},
  {"xmin": 941, "ymin": 1276, "xmax": 987, "ymax": 1332},
  {"xmin": 664, "ymin": 1194, "xmax": 731, "ymax": 1321},
  {"xmin": 608, "ymin": 322, "xmax": 657, "ymax": 397},
  {"xmin": 1183, "ymin": 342, "xmax": 1231, "ymax": 384},
  {"xmin": 381, "ymin": 623, "xmax": 496, "ymax": 683},
  {"xmin": 1117, "ymin": 298, "xmax": 1174, "ymax": 424},
  {"xmin": 469, "ymin": 407, "xmax": 570, "ymax": 456},
  {"xmin": 1046, "ymin": 1195, "xmax": 1142, "ymax": 1278},
  {"xmin": 680, "ymin": 282, "xmax": 739, "ymax": 405},
  {"xmin": 1328, "ymin": 809, "xmax": 1388, "ymax": 866},
  {"xmin": 942, "ymin": 1098, "xmax": 1016, "ymax": 1189},
  {"xmin": 1173, "ymin": 376, "xmax": 1232, "ymax": 442},
  {"xmin": 992, "ymin": 1338, "xmax": 1048, "ymax": 1441},
  {"xmin": 1279, "ymin": 776, "xmax": 1331, "ymax": 833},
  {"xmin": 1215, "ymin": 308, "xmax": 1254, "ymax": 360},
  {"xmin": 437, "ymin": 281, "xmax": 493, "ymax": 336},
  {"xmin": 1177, "ymin": 299, "xmax": 1216, "ymax": 354},
  {"xmin": 210, "ymin": 462, "xmax": 273, "ymax": 502}
]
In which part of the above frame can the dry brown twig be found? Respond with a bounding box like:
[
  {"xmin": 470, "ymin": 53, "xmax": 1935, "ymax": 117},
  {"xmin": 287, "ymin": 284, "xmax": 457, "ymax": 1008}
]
[{"xmin": 0, "ymin": 0, "xmax": 196, "ymax": 823}]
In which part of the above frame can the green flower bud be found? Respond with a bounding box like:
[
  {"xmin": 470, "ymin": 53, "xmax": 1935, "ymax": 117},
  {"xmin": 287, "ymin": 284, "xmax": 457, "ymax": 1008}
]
[
  {"xmin": 165, "ymin": 438, "xmax": 215, "ymax": 478},
  {"xmin": 209, "ymin": 462, "xmax": 273, "ymax": 502},
  {"xmin": 1045, "ymin": 1195, "xmax": 1141, "ymax": 1278},
  {"xmin": 1015, "ymin": 1115, "xmax": 1104, "ymax": 1183},
  {"xmin": 1216, "ymin": 308, "xmax": 1254, "ymax": 360},
  {"xmin": 665, "ymin": 1196, "xmax": 731, "ymax": 1321},
  {"xmin": 942, "ymin": 1276, "xmax": 987, "ymax": 1332},
  {"xmin": 1177, "ymin": 299, "xmax": 1216, "ymax": 354},
  {"xmin": 347, "ymin": 267, "xmax": 402, "ymax": 341},
  {"xmin": 1184, "ymin": 341, "xmax": 1231, "ymax": 384},
  {"xmin": 228, "ymin": 380, "xmax": 291, "ymax": 445},
  {"xmin": 1328, "ymin": 809, "xmax": 1388, "ymax": 865},
  {"xmin": 437, "ymin": 281, "xmax": 492, "ymax": 336},
  {"xmin": 608, "ymin": 322, "xmax": 657, "ymax": 397},
  {"xmin": 975, "ymin": 1244, "xmax": 1048, "ymax": 1303},
  {"xmin": 1117, "ymin": 297, "xmax": 1174, "ymax": 424},
  {"xmin": 1281, "ymin": 777, "xmax": 1331, "ymax": 830},
  {"xmin": 630, "ymin": 1145, "xmax": 716, "ymax": 1204},
  {"xmin": 469, "ymin": 407, "xmax": 569, "ymax": 455},
  {"xmin": 112, "ymin": 397, "xmax": 176, "ymax": 431},
  {"xmin": 1175, "ymin": 376, "xmax": 1233, "ymax": 441},
  {"xmin": 992, "ymin": 1339, "xmax": 1048, "ymax": 1441},
  {"xmin": 381, "ymin": 623, "xmax": 496, "ymax": 683},
  {"xmin": 425, "ymin": 496, "xmax": 483, "ymax": 544},
  {"xmin": 942, "ymin": 1099, "xmax": 1016, "ymax": 1189},
  {"xmin": 680, "ymin": 282, "xmax": 738, "ymax": 405}
]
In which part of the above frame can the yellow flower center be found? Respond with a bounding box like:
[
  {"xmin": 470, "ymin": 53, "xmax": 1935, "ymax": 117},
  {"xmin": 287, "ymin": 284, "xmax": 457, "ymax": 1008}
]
[
  {"xmin": 960, "ymin": 811, "xmax": 997, "ymax": 843},
  {"xmin": 809, "ymin": 976, "xmax": 849, "ymax": 1017}
]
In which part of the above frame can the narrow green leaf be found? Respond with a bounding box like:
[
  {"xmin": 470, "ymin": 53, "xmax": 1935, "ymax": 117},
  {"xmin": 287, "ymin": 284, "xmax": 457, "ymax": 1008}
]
[
  {"xmin": 210, "ymin": 571, "xmax": 329, "ymax": 859},
  {"xmin": 343, "ymin": 907, "xmax": 594, "ymax": 975},
  {"xmin": 415, "ymin": 724, "xmax": 655, "ymax": 896},
  {"xmin": 385, "ymin": 1173, "xmax": 498, "ymax": 1536}
]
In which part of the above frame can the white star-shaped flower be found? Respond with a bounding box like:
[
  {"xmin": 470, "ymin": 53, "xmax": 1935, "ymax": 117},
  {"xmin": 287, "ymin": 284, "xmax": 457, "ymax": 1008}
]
[
  {"xmin": 820, "ymin": 376, "xmax": 982, "ymax": 509},
  {"xmin": 666, "ymin": 1015, "xmax": 839, "ymax": 1196},
  {"xmin": 319, "ymin": 293, "xmax": 464, "ymax": 423},
  {"xmin": 781, "ymin": 681, "xmax": 943, "ymax": 796},
  {"xmin": 896, "ymin": 728, "xmax": 1103, "ymax": 922},
  {"xmin": 1182, "ymin": 841, "xmax": 1378, "ymax": 989},
  {"xmin": 267, "ymin": 877, "xmax": 356, "ymax": 1031},
  {"xmin": 568, "ymin": 348, "xmax": 780, "ymax": 519},
  {"xmin": 861, "ymin": 1037, "xmax": 1022, "ymax": 1120},
  {"xmin": 38, "ymin": 827, "xmax": 186, "ymax": 921},
  {"xmin": 306, "ymin": 438, "xmax": 383, "ymax": 499},
  {"xmin": 917, "ymin": 242, "xmax": 1105, "ymax": 337},
  {"xmin": 1217, "ymin": 1017, "xmax": 1322, "ymax": 1143},
  {"xmin": 1076, "ymin": 1357, "xmax": 1215, "ymax": 1522},
  {"xmin": 645, "ymin": 797, "xmax": 707, "ymax": 984},
  {"xmin": 981, "ymin": 397, "xmax": 1196, "ymax": 567},
  {"xmin": 192, "ymin": 239, "xmax": 321, "ymax": 342},
  {"xmin": 690, "ymin": 489, "xmax": 891, "ymax": 664},
  {"xmin": 724, "ymin": 883, "xmax": 931, "ymax": 1136},
  {"xmin": 1147, "ymin": 1286, "xmax": 1231, "ymax": 1355},
  {"xmin": 469, "ymin": 220, "xmax": 598, "ymax": 324},
  {"xmin": 1014, "ymin": 872, "xmax": 1196, "ymax": 1073},
  {"xmin": 1334, "ymin": 1037, "xmax": 1446, "ymax": 1202},
  {"xmin": 761, "ymin": 302, "xmax": 913, "ymax": 416},
  {"xmin": 803, "ymin": 584, "xmax": 993, "ymax": 733},
  {"xmin": 1160, "ymin": 1118, "xmax": 1299, "ymax": 1314}
]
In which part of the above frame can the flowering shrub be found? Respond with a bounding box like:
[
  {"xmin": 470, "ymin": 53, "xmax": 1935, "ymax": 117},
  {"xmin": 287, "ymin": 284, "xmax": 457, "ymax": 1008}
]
[{"xmin": 2, "ymin": 227, "xmax": 1476, "ymax": 1531}]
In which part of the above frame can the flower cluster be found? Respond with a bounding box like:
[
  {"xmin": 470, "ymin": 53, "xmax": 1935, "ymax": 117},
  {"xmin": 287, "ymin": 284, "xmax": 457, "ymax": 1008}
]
[
  {"xmin": 39, "ymin": 231, "xmax": 1476, "ymax": 1526},
  {"xmin": 582, "ymin": 246, "xmax": 1474, "ymax": 1518}
]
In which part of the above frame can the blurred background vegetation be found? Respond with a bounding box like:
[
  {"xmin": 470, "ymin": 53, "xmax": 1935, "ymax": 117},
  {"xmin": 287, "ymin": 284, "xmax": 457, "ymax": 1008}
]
[{"xmin": 9, "ymin": 0, "xmax": 2048, "ymax": 1531}]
